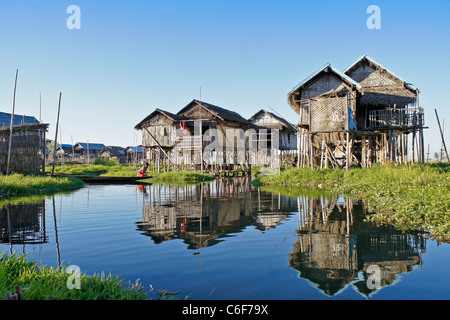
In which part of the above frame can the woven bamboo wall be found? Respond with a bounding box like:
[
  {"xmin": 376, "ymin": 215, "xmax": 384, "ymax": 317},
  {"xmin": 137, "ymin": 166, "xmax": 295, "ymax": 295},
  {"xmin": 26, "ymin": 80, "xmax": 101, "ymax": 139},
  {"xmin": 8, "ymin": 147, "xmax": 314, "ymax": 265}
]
[
  {"xmin": 310, "ymin": 95, "xmax": 348, "ymax": 133},
  {"xmin": 141, "ymin": 113, "xmax": 178, "ymax": 147},
  {"xmin": 0, "ymin": 130, "xmax": 43, "ymax": 174}
]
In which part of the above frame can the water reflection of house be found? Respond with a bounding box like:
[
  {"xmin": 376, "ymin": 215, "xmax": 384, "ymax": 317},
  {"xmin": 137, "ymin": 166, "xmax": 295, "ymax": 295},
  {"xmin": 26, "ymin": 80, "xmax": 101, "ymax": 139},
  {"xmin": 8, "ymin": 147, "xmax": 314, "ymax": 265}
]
[
  {"xmin": 136, "ymin": 177, "xmax": 296, "ymax": 248},
  {"xmin": 0, "ymin": 201, "xmax": 47, "ymax": 246},
  {"xmin": 289, "ymin": 196, "xmax": 427, "ymax": 297}
]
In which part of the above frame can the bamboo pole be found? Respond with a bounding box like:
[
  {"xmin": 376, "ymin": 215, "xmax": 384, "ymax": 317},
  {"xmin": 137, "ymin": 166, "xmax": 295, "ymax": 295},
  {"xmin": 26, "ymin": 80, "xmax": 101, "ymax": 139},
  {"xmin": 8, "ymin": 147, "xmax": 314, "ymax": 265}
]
[
  {"xmin": 435, "ymin": 109, "xmax": 450, "ymax": 165},
  {"xmin": 143, "ymin": 127, "xmax": 178, "ymax": 170},
  {"xmin": 346, "ymin": 132, "xmax": 350, "ymax": 170},
  {"xmin": 51, "ymin": 92, "xmax": 62, "ymax": 177},
  {"xmin": 6, "ymin": 69, "xmax": 18, "ymax": 175}
]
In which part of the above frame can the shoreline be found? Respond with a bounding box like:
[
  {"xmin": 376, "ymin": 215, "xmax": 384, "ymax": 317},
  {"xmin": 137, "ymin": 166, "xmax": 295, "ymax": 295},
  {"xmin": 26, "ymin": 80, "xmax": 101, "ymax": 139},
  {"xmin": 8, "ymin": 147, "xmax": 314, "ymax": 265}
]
[{"xmin": 255, "ymin": 163, "xmax": 450, "ymax": 242}]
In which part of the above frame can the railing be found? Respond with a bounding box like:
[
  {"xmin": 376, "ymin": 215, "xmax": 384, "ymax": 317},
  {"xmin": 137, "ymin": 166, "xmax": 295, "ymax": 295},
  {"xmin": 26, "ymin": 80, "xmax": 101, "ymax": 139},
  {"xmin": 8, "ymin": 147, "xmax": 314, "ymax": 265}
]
[
  {"xmin": 175, "ymin": 136, "xmax": 208, "ymax": 149},
  {"xmin": 368, "ymin": 108, "xmax": 424, "ymax": 129}
]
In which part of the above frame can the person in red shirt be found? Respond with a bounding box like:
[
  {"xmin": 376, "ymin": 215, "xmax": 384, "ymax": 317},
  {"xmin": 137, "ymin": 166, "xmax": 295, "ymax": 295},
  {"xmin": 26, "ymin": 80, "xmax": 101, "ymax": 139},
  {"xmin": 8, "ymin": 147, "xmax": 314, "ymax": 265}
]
[{"xmin": 137, "ymin": 162, "xmax": 149, "ymax": 177}]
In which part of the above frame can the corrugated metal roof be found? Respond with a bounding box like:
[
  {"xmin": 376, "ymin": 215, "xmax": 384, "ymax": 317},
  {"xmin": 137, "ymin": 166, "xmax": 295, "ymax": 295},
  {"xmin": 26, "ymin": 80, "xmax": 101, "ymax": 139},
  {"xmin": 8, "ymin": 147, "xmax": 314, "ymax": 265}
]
[
  {"xmin": 101, "ymin": 147, "xmax": 126, "ymax": 156},
  {"xmin": 74, "ymin": 142, "xmax": 107, "ymax": 150},
  {"xmin": 125, "ymin": 146, "xmax": 144, "ymax": 153},
  {"xmin": 0, "ymin": 111, "xmax": 39, "ymax": 127}
]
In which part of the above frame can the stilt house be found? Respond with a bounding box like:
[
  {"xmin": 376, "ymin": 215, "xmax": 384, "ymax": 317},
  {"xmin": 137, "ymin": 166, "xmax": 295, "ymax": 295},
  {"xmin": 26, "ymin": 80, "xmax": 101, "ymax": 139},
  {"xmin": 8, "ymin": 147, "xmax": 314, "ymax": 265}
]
[
  {"xmin": 248, "ymin": 109, "xmax": 297, "ymax": 166},
  {"xmin": 287, "ymin": 55, "xmax": 425, "ymax": 168},
  {"xmin": 135, "ymin": 99, "xmax": 254, "ymax": 174}
]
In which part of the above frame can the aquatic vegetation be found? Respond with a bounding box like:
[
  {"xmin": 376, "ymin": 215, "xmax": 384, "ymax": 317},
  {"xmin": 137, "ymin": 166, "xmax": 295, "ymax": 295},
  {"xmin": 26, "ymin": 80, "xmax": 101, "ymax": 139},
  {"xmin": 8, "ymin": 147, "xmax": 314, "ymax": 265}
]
[
  {"xmin": 0, "ymin": 252, "xmax": 147, "ymax": 300},
  {"xmin": 47, "ymin": 163, "xmax": 136, "ymax": 177},
  {"xmin": 257, "ymin": 164, "xmax": 450, "ymax": 242},
  {"xmin": 147, "ymin": 171, "xmax": 215, "ymax": 184},
  {"xmin": 49, "ymin": 163, "xmax": 216, "ymax": 183},
  {"xmin": 0, "ymin": 174, "xmax": 85, "ymax": 199}
]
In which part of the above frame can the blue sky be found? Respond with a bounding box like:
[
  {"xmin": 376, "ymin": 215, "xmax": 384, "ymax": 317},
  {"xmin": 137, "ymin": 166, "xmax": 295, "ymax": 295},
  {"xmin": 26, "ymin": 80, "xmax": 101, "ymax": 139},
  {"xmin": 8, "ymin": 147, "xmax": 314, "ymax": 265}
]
[{"xmin": 0, "ymin": 0, "xmax": 449, "ymax": 156}]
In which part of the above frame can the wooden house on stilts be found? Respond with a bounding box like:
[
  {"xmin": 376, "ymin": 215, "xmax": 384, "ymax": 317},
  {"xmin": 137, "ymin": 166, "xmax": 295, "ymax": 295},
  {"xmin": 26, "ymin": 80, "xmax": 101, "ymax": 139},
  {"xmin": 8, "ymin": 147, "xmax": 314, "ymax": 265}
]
[
  {"xmin": 248, "ymin": 109, "xmax": 297, "ymax": 167},
  {"xmin": 135, "ymin": 99, "xmax": 254, "ymax": 175},
  {"xmin": 287, "ymin": 55, "xmax": 425, "ymax": 169}
]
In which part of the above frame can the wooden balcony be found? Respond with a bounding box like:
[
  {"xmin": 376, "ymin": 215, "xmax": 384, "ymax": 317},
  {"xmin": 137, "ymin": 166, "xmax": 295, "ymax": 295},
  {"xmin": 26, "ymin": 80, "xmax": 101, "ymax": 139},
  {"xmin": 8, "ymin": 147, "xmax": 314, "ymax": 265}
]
[{"xmin": 368, "ymin": 107, "xmax": 424, "ymax": 129}]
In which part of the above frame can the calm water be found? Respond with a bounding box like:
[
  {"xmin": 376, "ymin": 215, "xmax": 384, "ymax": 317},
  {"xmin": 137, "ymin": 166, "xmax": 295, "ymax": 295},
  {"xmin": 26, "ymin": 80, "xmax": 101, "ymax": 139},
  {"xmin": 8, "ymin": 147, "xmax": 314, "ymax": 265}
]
[{"xmin": 1, "ymin": 177, "xmax": 449, "ymax": 300}]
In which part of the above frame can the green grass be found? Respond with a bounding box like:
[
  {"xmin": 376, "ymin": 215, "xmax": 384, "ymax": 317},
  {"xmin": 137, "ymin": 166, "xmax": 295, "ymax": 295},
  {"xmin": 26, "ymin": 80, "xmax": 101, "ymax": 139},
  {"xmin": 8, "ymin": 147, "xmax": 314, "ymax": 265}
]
[
  {"xmin": 48, "ymin": 162, "xmax": 216, "ymax": 184},
  {"xmin": 0, "ymin": 252, "xmax": 148, "ymax": 300},
  {"xmin": 256, "ymin": 163, "xmax": 450, "ymax": 242},
  {"xmin": 147, "ymin": 171, "xmax": 215, "ymax": 184},
  {"xmin": 0, "ymin": 174, "xmax": 85, "ymax": 199},
  {"xmin": 0, "ymin": 252, "xmax": 188, "ymax": 300},
  {"xmin": 47, "ymin": 162, "xmax": 137, "ymax": 177}
]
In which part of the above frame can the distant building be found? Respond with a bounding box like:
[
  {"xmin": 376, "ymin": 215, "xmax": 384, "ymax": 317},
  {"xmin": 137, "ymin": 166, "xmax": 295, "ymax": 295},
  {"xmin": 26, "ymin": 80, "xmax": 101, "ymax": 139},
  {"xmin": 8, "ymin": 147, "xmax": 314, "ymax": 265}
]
[
  {"xmin": 99, "ymin": 146, "xmax": 127, "ymax": 163},
  {"xmin": 248, "ymin": 109, "xmax": 298, "ymax": 166},
  {"xmin": 124, "ymin": 146, "xmax": 144, "ymax": 163},
  {"xmin": 73, "ymin": 142, "xmax": 107, "ymax": 156},
  {"xmin": 56, "ymin": 144, "xmax": 74, "ymax": 157}
]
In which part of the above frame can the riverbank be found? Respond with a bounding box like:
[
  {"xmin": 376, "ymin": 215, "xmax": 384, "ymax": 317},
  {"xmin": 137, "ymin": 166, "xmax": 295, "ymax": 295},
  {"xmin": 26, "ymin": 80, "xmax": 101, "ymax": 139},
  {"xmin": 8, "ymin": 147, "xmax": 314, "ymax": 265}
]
[
  {"xmin": 255, "ymin": 163, "xmax": 450, "ymax": 242},
  {"xmin": 149, "ymin": 171, "xmax": 215, "ymax": 184},
  {"xmin": 0, "ymin": 252, "xmax": 149, "ymax": 300},
  {"xmin": 0, "ymin": 174, "xmax": 85, "ymax": 199},
  {"xmin": 48, "ymin": 163, "xmax": 215, "ymax": 183}
]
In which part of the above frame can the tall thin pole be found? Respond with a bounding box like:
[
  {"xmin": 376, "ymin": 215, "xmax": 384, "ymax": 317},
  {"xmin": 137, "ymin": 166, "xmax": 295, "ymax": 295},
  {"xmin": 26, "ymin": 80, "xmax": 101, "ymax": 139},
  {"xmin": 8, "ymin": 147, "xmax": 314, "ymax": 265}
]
[
  {"xmin": 52, "ymin": 92, "xmax": 62, "ymax": 176},
  {"xmin": 39, "ymin": 92, "xmax": 42, "ymax": 123},
  {"xmin": 435, "ymin": 109, "xmax": 450, "ymax": 165},
  {"xmin": 71, "ymin": 135, "xmax": 75, "ymax": 164},
  {"xmin": 6, "ymin": 69, "xmax": 19, "ymax": 175}
]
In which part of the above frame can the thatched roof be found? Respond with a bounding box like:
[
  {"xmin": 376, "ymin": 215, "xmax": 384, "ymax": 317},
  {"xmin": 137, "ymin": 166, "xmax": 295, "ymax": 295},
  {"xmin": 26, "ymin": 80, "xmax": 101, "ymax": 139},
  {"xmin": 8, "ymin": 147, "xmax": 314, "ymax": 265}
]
[
  {"xmin": 344, "ymin": 55, "xmax": 418, "ymax": 92},
  {"xmin": 0, "ymin": 122, "xmax": 49, "ymax": 132},
  {"xmin": 287, "ymin": 57, "xmax": 420, "ymax": 113},
  {"xmin": 249, "ymin": 109, "xmax": 296, "ymax": 133},
  {"xmin": 344, "ymin": 55, "xmax": 418, "ymax": 106},
  {"xmin": 177, "ymin": 99, "xmax": 252, "ymax": 126},
  {"xmin": 135, "ymin": 108, "xmax": 187, "ymax": 130},
  {"xmin": 287, "ymin": 64, "xmax": 361, "ymax": 114}
]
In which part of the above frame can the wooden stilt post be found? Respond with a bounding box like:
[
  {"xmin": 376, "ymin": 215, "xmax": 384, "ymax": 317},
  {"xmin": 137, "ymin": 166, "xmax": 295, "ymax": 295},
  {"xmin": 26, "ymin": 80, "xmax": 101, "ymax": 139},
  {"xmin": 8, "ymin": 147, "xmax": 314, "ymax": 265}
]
[
  {"xmin": 51, "ymin": 92, "xmax": 62, "ymax": 177},
  {"xmin": 6, "ymin": 69, "xmax": 18, "ymax": 175},
  {"xmin": 435, "ymin": 109, "xmax": 450, "ymax": 165},
  {"xmin": 346, "ymin": 132, "xmax": 350, "ymax": 170}
]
